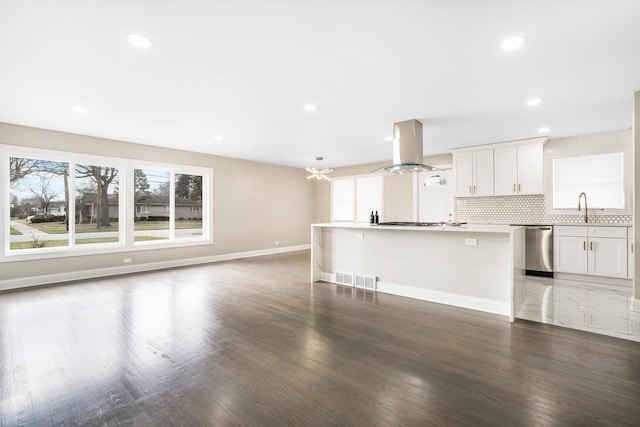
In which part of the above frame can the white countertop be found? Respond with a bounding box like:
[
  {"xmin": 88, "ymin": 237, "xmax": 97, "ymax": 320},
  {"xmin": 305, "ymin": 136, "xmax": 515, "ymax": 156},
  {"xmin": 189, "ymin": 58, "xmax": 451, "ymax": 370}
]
[{"xmin": 312, "ymin": 223, "xmax": 516, "ymax": 233}]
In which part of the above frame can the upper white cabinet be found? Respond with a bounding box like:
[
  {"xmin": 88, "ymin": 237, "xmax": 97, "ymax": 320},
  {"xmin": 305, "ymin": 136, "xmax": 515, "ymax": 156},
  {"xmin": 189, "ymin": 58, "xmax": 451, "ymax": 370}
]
[
  {"xmin": 494, "ymin": 142, "xmax": 544, "ymax": 195},
  {"xmin": 453, "ymin": 149, "xmax": 494, "ymax": 197},
  {"xmin": 554, "ymin": 226, "xmax": 628, "ymax": 279},
  {"xmin": 452, "ymin": 137, "xmax": 546, "ymax": 198}
]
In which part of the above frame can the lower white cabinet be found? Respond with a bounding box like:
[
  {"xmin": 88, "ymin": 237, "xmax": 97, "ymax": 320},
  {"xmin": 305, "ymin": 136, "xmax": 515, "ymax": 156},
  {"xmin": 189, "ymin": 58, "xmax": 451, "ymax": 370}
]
[
  {"xmin": 554, "ymin": 285, "xmax": 629, "ymax": 335},
  {"xmin": 554, "ymin": 226, "xmax": 628, "ymax": 279}
]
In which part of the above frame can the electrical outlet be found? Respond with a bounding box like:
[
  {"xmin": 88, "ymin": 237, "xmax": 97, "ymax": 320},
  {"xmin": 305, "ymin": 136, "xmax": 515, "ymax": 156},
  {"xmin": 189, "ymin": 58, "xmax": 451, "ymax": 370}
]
[
  {"xmin": 465, "ymin": 238, "xmax": 477, "ymax": 246},
  {"xmin": 124, "ymin": 258, "xmax": 132, "ymax": 264},
  {"xmin": 355, "ymin": 233, "xmax": 364, "ymax": 239}
]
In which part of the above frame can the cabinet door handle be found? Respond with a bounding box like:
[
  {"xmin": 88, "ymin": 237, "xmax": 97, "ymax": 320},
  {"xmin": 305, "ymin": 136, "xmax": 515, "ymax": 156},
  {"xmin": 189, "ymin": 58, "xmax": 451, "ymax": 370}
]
[
  {"xmin": 474, "ymin": 185, "xmax": 477, "ymax": 194},
  {"xmin": 583, "ymin": 241, "xmax": 587, "ymax": 251},
  {"xmin": 513, "ymin": 183, "xmax": 516, "ymax": 192},
  {"xmin": 518, "ymin": 183, "xmax": 521, "ymax": 192},
  {"xmin": 590, "ymin": 242, "xmax": 593, "ymax": 251},
  {"xmin": 631, "ymin": 243, "xmax": 634, "ymax": 253},
  {"xmin": 469, "ymin": 185, "xmax": 472, "ymax": 194}
]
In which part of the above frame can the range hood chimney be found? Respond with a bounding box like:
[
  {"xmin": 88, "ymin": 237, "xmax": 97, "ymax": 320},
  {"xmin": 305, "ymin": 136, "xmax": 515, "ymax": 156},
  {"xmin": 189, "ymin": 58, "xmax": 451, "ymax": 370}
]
[{"xmin": 379, "ymin": 119, "xmax": 435, "ymax": 174}]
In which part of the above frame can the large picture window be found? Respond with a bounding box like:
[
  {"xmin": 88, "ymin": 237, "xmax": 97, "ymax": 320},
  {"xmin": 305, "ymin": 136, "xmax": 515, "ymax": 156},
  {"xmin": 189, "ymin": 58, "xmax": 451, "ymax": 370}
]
[
  {"xmin": 2, "ymin": 145, "xmax": 212, "ymax": 261},
  {"xmin": 9, "ymin": 157, "xmax": 70, "ymax": 250}
]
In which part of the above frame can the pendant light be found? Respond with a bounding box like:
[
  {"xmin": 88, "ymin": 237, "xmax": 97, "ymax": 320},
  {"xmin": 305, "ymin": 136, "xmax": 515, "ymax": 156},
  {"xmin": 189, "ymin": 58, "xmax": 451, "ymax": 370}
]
[{"xmin": 305, "ymin": 156, "xmax": 333, "ymax": 181}]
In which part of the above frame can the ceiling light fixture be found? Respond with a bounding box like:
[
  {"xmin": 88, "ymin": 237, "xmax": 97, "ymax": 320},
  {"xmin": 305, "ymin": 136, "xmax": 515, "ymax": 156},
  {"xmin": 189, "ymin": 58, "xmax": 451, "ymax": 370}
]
[
  {"xmin": 526, "ymin": 98, "xmax": 543, "ymax": 106},
  {"xmin": 126, "ymin": 33, "xmax": 153, "ymax": 48},
  {"xmin": 305, "ymin": 156, "xmax": 333, "ymax": 181},
  {"xmin": 72, "ymin": 105, "xmax": 88, "ymax": 114},
  {"xmin": 501, "ymin": 35, "xmax": 526, "ymax": 51},
  {"xmin": 538, "ymin": 127, "xmax": 550, "ymax": 133},
  {"xmin": 304, "ymin": 104, "xmax": 317, "ymax": 112}
]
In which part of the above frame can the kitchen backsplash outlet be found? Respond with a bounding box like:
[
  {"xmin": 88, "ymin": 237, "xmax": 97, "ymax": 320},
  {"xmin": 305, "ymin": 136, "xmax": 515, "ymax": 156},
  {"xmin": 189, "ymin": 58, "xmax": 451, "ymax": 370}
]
[{"xmin": 455, "ymin": 194, "xmax": 632, "ymax": 225}]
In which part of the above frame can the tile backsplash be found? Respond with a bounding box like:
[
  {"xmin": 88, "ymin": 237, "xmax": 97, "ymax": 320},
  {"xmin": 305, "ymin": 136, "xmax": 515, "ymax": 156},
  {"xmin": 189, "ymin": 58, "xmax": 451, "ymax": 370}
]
[{"xmin": 455, "ymin": 194, "xmax": 632, "ymax": 225}]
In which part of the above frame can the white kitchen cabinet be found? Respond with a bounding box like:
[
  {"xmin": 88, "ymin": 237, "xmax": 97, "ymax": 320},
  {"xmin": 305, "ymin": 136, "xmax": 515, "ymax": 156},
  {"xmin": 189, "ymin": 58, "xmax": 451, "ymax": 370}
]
[
  {"xmin": 554, "ymin": 226, "xmax": 628, "ymax": 279},
  {"xmin": 453, "ymin": 149, "xmax": 493, "ymax": 197},
  {"xmin": 588, "ymin": 237, "xmax": 628, "ymax": 278},
  {"xmin": 554, "ymin": 234, "xmax": 588, "ymax": 275},
  {"xmin": 494, "ymin": 142, "xmax": 543, "ymax": 196},
  {"xmin": 554, "ymin": 285, "xmax": 629, "ymax": 334}
]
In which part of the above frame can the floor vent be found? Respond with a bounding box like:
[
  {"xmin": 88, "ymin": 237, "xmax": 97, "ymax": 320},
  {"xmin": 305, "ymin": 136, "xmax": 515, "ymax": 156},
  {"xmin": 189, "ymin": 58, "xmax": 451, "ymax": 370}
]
[
  {"xmin": 335, "ymin": 272, "xmax": 354, "ymax": 286},
  {"xmin": 355, "ymin": 274, "xmax": 377, "ymax": 291}
]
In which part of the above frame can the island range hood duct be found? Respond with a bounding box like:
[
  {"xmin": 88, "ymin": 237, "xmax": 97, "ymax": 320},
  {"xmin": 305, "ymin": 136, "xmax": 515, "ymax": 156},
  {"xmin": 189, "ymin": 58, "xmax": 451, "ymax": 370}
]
[{"xmin": 378, "ymin": 119, "xmax": 436, "ymax": 174}]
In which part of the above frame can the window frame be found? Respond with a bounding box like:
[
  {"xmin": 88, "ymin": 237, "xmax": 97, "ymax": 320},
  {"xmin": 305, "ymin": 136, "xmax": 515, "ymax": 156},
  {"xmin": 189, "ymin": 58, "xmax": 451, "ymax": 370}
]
[
  {"xmin": 331, "ymin": 174, "xmax": 383, "ymax": 223},
  {"xmin": 2, "ymin": 144, "xmax": 213, "ymax": 263},
  {"xmin": 543, "ymin": 138, "xmax": 632, "ymax": 216}
]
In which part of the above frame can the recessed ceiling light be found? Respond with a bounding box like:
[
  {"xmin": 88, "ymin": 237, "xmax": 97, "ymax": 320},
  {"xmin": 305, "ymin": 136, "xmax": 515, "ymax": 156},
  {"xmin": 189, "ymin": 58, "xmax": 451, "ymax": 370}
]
[
  {"xmin": 126, "ymin": 33, "xmax": 153, "ymax": 48},
  {"xmin": 214, "ymin": 135, "xmax": 224, "ymax": 141},
  {"xmin": 501, "ymin": 36, "xmax": 526, "ymax": 51},
  {"xmin": 538, "ymin": 127, "xmax": 550, "ymax": 133},
  {"xmin": 384, "ymin": 136, "xmax": 393, "ymax": 141},
  {"xmin": 526, "ymin": 98, "xmax": 543, "ymax": 106},
  {"xmin": 304, "ymin": 104, "xmax": 317, "ymax": 111},
  {"xmin": 72, "ymin": 105, "xmax": 88, "ymax": 114}
]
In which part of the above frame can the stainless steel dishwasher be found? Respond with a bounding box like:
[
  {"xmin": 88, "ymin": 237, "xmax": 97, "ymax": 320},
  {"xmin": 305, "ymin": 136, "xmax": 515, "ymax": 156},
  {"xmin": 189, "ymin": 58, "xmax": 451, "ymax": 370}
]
[{"xmin": 524, "ymin": 225, "xmax": 554, "ymax": 277}]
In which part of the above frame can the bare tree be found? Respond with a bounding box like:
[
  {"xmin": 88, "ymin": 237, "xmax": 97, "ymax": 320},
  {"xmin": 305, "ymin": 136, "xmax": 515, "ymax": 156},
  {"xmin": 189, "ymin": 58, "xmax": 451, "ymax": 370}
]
[
  {"xmin": 28, "ymin": 175, "xmax": 59, "ymax": 215},
  {"xmin": 75, "ymin": 166, "xmax": 118, "ymax": 228},
  {"xmin": 9, "ymin": 157, "xmax": 40, "ymax": 186},
  {"xmin": 37, "ymin": 161, "xmax": 70, "ymax": 229}
]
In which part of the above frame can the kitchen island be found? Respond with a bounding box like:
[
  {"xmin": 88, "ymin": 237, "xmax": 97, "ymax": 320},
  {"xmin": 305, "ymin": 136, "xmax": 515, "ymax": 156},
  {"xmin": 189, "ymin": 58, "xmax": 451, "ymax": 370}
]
[{"xmin": 311, "ymin": 223, "xmax": 525, "ymax": 319}]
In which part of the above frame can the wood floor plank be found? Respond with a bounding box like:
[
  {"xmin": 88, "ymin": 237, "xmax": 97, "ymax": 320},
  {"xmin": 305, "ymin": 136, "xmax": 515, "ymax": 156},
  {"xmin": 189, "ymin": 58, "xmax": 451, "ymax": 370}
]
[{"xmin": 1, "ymin": 250, "xmax": 639, "ymax": 426}]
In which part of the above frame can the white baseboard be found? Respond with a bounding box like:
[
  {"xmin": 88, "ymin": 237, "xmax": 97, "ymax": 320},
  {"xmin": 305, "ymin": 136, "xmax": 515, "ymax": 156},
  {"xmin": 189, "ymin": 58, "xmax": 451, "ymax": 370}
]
[
  {"xmin": 318, "ymin": 273, "xmax": 510, "ymax": 317},
  {"xmin": 377, "ymin": 281, "xmax": 510, "ymax": 316},
  {"xmin": 0, "ymin": 244, "xmax": 310, "ymax": 291}
]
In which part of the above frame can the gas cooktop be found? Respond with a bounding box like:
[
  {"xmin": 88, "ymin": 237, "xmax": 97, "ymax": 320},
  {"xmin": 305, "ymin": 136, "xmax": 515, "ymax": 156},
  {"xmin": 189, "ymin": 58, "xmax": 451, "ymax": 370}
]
[{"xmin": 375, "ymin": 221, "xmax": 442, "ymax": 227}]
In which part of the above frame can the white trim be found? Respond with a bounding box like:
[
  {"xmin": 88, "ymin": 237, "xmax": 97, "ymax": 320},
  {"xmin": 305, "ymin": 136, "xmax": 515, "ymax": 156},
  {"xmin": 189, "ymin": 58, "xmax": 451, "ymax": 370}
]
[
  {"xmin": 630, "ymin": 298, "xmax": 640, "ymax": 312},
  {"xmin": 317, "ymin": 273, "xmax": 510, "ymax": 317},
  {"xmin": 0, "ymin": 244, "xmax": 310, "ymax": 292}
]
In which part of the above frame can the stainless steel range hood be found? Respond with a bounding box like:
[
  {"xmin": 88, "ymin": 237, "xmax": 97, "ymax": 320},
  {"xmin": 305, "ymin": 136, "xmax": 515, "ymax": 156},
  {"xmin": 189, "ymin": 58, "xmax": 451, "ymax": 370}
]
[{"xmin": 377, "ymin": 119, "xmax": 436, "ymax": 174}]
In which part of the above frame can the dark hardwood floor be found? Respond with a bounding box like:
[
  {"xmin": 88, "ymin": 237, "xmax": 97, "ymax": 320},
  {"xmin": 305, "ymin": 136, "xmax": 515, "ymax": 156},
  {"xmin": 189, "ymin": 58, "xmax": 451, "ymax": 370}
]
[{"xmin": 1, "ymin": 250, "xmax": 640, "ymax": 426}]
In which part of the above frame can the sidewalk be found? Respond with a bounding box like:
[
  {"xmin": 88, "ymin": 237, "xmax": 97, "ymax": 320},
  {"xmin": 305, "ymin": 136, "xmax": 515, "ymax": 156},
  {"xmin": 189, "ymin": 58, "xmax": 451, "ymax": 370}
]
[{"xmin": 10, "ymin": 220, "xmax": 50, "ymax": 237}]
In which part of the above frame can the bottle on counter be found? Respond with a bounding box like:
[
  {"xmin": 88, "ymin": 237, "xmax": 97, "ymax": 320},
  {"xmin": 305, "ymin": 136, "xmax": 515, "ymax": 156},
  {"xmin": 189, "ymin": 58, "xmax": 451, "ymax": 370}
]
[
  {"xmin": 370, "ymin": 210, "xmax": 375, "ymax": 225},
  {"xmin": 374, "ymin": 210, "xmax": 379, "ymax": 224}
]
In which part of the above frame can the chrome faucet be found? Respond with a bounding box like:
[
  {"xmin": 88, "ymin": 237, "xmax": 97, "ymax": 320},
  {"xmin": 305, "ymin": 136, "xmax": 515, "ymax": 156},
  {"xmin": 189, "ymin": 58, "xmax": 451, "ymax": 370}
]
[{"xmin": 577, "ymin": 192, "xmax": 588, "ymax": 223}]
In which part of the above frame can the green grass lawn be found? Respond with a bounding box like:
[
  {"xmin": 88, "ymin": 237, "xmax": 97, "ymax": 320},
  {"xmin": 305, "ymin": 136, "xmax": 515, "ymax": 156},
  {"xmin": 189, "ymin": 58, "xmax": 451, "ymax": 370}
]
[
  {"xmin": 22, "ymin": 220, "xmax": 202, "ymax": 234},
  {"xmin": 10, "ymin": 235, "xmax": 168, "ymax": 250},
  {"xmin": 10, "ymin": 240, "xmax": 69, "ymax": 250},
  {"xmin": 10, "ymin": 227, "xmax": 21, "ymax": 235}
]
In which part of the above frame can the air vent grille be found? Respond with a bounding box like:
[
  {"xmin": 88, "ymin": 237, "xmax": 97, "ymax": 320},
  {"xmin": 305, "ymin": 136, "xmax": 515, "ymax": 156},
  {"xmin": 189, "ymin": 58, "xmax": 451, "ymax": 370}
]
[
  {"xmin": 355, "ymin": 274, "xmax": 377, "ymax": 291},
  {"xmin": 335, "ymin": 272, "xmax": 353, "ymax": 286}
]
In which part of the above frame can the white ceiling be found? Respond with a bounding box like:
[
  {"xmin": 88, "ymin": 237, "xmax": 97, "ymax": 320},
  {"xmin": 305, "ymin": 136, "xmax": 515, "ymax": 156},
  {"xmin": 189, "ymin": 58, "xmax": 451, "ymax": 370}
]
[{"xmin": 1, "ymin": 0, "xmax": 639, "ymax": 169}]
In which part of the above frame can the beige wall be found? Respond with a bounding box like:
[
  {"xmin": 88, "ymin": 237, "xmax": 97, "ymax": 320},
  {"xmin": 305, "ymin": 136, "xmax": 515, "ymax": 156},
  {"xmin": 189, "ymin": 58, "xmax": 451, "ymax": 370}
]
[
  {"xmin": 1, "ymin": 122, "xmax": 314, "ymax": 282},
  {"xmin": 312, "ymin": 154, "xmax": 453, "ymax": 224}
]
